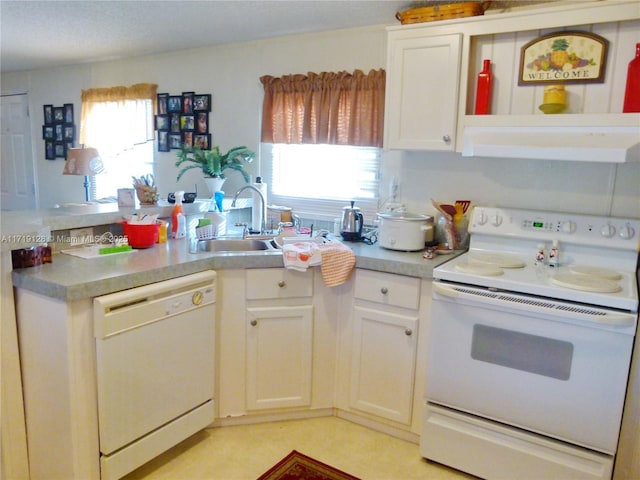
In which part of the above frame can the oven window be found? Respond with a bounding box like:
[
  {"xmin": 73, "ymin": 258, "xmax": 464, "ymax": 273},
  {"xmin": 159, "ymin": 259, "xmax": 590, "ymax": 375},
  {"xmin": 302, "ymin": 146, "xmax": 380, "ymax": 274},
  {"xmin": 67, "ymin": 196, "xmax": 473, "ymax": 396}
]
[{"xmin": 471, "ymin": 325, "xmax": 573, "ymax": 380}]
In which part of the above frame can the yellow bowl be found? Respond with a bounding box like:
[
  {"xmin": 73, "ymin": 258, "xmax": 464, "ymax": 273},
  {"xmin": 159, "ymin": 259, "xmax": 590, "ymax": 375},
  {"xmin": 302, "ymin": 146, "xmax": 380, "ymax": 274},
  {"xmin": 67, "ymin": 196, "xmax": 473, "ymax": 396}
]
[{"xmin": 539, "ymin": 103, "xmax": 566, "ymax": 114}]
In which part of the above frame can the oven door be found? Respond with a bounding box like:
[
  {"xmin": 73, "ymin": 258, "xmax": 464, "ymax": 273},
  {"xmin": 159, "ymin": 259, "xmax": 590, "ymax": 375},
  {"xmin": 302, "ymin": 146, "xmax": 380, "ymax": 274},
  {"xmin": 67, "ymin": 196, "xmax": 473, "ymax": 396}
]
[{"xmin": 427, "ymin": 281, "xmax": 637, "ymax": 454}]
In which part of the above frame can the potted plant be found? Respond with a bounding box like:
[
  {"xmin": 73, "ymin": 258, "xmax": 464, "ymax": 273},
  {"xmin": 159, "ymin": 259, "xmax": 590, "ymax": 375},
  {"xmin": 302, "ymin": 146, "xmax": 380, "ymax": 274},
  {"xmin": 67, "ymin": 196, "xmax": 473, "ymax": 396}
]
[{"xmin": 175, "ymin": 145, "xmax": 255, "ymax": 194}]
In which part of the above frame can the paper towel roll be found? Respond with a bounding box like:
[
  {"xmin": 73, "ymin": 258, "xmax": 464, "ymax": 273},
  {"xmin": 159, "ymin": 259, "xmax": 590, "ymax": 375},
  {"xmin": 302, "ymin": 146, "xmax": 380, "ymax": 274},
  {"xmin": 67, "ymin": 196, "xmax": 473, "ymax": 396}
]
[{"xmin": 251, "ymin": 177, "xmax": 267, "ymax": 232}]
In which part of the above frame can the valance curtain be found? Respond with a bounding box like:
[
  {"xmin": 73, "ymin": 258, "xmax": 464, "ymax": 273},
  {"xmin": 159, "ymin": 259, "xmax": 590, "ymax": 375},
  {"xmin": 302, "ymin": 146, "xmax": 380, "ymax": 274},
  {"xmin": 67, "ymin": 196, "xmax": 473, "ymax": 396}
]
[
  {"xmin": 260, "ymin": 69, "xmax": 385, "ymax": 148},
  {"xmin": 79, "ymin": 83, "xmax": 157, "ymax": 156}
]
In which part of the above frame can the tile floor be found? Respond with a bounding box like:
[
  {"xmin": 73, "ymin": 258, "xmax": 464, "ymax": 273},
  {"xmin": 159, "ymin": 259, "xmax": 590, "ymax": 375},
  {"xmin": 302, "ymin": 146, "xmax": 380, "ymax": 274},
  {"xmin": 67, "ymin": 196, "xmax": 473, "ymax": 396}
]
[{"xmin": 122, "ymin": 416, "xmax": 476, "ymax": 480}]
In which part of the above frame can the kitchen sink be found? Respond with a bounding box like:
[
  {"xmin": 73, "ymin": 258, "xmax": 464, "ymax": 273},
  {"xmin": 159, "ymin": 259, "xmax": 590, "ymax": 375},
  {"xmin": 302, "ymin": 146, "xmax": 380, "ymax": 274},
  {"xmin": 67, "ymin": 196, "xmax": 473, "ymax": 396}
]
[{"xmin": 197, "ymin": 238, "xmax": 275, "ymax": 252}]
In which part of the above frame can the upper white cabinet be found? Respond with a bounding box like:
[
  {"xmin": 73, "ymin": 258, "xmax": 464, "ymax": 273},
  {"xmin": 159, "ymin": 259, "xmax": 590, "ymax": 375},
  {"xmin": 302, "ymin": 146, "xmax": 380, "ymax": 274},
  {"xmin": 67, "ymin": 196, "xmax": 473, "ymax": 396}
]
[
  {"xmin": 384, "ymin": 33, "xmax": 462, "ymax": 151},
  {"xmin": 384, "ymin": 1, "xmax": 640, "ymax": 155}
]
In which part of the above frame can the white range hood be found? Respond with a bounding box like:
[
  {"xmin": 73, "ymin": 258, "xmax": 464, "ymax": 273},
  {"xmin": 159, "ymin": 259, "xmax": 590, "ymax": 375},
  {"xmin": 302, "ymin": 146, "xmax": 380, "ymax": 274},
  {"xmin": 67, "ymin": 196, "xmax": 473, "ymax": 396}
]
[{"xmin": 462, "ymin": 125, "xmax": 640, "ymax": 163}]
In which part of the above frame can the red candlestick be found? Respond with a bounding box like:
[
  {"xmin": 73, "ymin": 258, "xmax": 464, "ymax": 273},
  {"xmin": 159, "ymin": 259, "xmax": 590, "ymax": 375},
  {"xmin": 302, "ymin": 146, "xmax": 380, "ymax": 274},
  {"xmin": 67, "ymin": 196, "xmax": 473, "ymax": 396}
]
[
  {"xmin": 623, "ymin": 43, "xmax": 640, "ymax": 113},
  {"xmin": 475, "ymin": 59, "xmax": 492, "ymax": 115}
]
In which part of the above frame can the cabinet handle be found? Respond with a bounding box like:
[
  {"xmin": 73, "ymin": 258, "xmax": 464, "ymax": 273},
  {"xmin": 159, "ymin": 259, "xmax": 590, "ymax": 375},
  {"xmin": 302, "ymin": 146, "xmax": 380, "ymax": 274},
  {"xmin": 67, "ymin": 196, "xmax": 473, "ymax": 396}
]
[
  {"xmin": 380, "ymin": 287, "xmax": 388, "ymax": 294},
  {"xmin": 250, "ymin": 319, "xmax": 258, "ymax": 326},
  {"xmin": 405, "ymin": 328, "xmax": 413, "ymax": 336},
  {"xmin": 277, "ymin": 280, "xmax": 286, "ymax": 288},
  {"xmin": 442, "ymin": 135, "xmax": 451, "ymax": 143}
]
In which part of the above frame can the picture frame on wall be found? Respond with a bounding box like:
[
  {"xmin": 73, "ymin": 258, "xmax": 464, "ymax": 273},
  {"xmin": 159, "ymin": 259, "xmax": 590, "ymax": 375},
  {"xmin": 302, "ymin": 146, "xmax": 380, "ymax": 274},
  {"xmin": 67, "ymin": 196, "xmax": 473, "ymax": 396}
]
[
  {"xmin": 182, "ymin": 92, "xmax": 195, "ymax": 114},
  {"xmin": 43, "ymin": 105, "xmax": 53, "ymax": 125},
  {"xmin": 157, "ymin": 93, "xmax": 169, "ymax": 114},
  {"xmin": 64, "ymin": 141, "xmax": 73, "ymax": 157},
  {"xmin": 168, "ymin": 133, "xmax": 182, "ymax": 149},
  {"xmin": 43, "ymin": 125, "xmax": 54, "ymax": 140},
  {"xmin": 194, "ymin": 134, "xmax": 211, "ymax": 150},
  {"xmin": 63, "ymin": 125, "xmax": 75, "ymax": 143},
  {"xmin": 53, "ymin": 106, "xmax": 64, "ymax": 123},
  {"xmin": 155, "ymin": 114, "xmax": 169, "ymax": 131},
  {"xmin": 170, "ymin": 113, "xmax": 181, "ymax": 133},
  {"xmin": 519, "ymin": 31, "xmax": 608, "ymax": 85},
  {"xmin": 64, "ymin": 103, "xmax": 74, "ymax": 124},
  {"xmin": 195, "ymin": 112, "xmax": 208, "ymax": 133},
  {"xmin": 180, "ymin": 115, "xmax": 195, "ymax": 131},
  {"xmin": 183, "ymin": 131, "xmax": 194, "ymax": 148},
  {"xmin": 55, "ymin": 124, "xmax": 63, "ymax": 142},
  {"xmin": 54, "ymin": 142, "xmax": 65, "ymax": 158},
  {"xmin": 168, "ymin": 96, "xmax": 182, "ymax": 113},
  {"xmin": 45, "ymin": 141, "xmax": 55, "ymax": 160},
  {"xmin": 158, "ymin": 131, "xmax": 169, "ymax": 152},
  {"xmin": 193, "ymin": 94, "xmax": 211, "ymax": 112}
]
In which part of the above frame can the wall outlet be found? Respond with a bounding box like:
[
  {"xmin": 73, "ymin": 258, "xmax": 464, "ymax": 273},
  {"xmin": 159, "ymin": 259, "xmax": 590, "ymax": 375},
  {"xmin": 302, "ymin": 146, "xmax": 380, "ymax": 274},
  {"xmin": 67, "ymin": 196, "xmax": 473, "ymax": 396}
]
[{"xmin": 69, "ymin": 227, "xmax": 94, "ymax": 245}]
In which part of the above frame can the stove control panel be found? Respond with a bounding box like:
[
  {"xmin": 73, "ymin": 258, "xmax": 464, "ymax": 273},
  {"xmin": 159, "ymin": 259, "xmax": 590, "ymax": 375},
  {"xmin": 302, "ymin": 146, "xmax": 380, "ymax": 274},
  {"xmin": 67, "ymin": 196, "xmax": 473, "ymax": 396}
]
[{"xmin": 469, "ymin": 207, "xmax": 640, "ymax": 250}]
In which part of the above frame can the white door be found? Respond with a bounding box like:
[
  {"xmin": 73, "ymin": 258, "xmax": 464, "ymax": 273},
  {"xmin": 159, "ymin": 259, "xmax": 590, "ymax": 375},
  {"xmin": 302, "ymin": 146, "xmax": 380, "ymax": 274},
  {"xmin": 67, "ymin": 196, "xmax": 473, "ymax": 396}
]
[
  {"xmin": 246, "ymin": 305, "xmax": 313, "ymax": 410},
  {"xmin": 384, "ymin": 33, "xmax": 462, "ymax": 151},
  {"xmin": 1, "ymin": 94, "xmax": 36, "ymax": 210},
  {"xmin": 350, "ymin": 306, "xmax": 418, "ymax": 424}
]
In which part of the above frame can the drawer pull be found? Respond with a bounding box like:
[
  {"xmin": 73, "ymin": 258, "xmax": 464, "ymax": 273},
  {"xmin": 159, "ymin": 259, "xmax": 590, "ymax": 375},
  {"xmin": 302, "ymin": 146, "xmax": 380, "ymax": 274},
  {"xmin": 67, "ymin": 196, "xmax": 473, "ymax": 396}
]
[
  {"xmin": 405, "ymin": 328, "xmax": 413, "ymax": 336},
  {"xmin": 442, "ymin": 134, "xmax": 451, "ymax": 143},
  {"xmin": 278, "ymin": 280, "xmax": 286, "ymax": 288},
  {"xmin": 380, "ymin": 287, "xmax": 388, "ymax": 294},
  {"xmin": 250, "ymin": 319, "xmax": 258, "ymax": 326}
]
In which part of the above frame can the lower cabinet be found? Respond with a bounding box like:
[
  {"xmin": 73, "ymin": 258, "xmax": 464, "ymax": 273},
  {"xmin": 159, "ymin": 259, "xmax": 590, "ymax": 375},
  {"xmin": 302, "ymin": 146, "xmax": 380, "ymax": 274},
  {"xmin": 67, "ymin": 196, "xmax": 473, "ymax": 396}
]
[
  {"xmin": 336, "ymin": 268, "xmax": 430, "ymax": 437},
  {"xmin": 217, "ymin": 267, "xmax": 338, "ymax": 420},
  {"xmin": 246, "ymin": 304, "xmax": 313, "ymax": 410},
  {"xmin": 350, "ymin": 305, "xmax": 418, "ymax": 424}
]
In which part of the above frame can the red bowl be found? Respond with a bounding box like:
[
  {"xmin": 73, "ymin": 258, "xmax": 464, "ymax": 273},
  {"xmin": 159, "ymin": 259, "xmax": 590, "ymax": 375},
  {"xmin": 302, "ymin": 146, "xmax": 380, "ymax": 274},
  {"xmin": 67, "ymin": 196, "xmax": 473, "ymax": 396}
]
[{"xmin": 121, "ymin": 222, "xmax": 159, "ymax": 248}]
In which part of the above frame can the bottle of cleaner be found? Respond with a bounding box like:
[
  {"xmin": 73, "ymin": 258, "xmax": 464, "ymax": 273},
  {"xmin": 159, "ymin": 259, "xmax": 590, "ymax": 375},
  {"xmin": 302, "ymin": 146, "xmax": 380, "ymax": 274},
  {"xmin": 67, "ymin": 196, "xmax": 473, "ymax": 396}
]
[
  {"xmin": 171, "ymin": 190, "xmax": 186, "ymax": 238},
  {"xmin": 549, "ymin": 239, "xmax": 560, "ymax": 267}
]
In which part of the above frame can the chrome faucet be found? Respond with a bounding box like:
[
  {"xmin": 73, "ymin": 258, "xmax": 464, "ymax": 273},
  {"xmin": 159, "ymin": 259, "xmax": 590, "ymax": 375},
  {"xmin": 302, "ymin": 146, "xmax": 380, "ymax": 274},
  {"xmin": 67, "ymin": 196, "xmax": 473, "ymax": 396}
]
[{"xmin": 231, "ymin": 185, "xmax": 267, "ymax": 236}]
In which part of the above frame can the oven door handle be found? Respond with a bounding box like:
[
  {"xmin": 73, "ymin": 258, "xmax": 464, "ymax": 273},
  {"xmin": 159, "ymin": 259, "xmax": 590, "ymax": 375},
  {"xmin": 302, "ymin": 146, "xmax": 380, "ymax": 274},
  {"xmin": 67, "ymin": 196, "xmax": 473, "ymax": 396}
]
[{"xmin": 433, "ymin": 282, "xmax": 460, "ymax": 298}]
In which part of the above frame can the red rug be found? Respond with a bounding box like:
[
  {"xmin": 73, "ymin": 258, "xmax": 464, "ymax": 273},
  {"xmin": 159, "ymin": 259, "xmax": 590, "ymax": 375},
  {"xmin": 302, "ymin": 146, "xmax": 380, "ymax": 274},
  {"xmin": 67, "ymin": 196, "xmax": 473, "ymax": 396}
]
[{"xmin": 257, "ymin": 450, "xmax": 361, "ymax": 480}]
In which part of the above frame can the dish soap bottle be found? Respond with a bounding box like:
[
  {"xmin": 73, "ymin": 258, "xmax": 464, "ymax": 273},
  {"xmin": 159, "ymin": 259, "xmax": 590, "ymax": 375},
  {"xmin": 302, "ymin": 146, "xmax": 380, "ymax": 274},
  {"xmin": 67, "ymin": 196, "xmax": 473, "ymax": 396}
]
[{"xmin": 171, "ymin": 190, "xmax": 186, "ymax": 239}]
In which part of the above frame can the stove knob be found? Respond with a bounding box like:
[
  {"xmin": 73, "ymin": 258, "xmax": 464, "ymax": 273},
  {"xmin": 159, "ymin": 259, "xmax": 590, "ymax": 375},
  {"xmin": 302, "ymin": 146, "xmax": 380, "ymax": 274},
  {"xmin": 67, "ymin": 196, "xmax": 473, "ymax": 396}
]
[
  {"xmin": 619, "ymin": 224, "xmax": 636, "ymax": 240},
  {"xmin": 476, "ymin": 211, "xmax": 488, "ymax": 225},
  {"xmin": 600, "ymin": 223, "xmax": 616, "ymax": 238},
  {"xmin": 491, "ymin": 214, "xmax": 502, "ymax": 227},
  {"xmin": 561, "ymin": 221, "xmax": 576, "ymax": 233}
]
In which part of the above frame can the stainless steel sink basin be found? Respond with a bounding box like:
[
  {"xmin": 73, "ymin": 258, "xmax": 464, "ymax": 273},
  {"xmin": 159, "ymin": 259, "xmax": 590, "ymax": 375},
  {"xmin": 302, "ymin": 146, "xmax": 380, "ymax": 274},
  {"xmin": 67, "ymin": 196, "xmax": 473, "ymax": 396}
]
[{"xmin": 197, "ymin": 238, "xmax": 274, "ymax": 252}]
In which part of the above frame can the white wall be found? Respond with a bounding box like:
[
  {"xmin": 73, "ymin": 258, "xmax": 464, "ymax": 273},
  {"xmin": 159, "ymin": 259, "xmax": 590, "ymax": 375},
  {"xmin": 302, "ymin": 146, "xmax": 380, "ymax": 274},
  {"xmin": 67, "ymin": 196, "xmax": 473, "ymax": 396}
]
[{"xmin": 1, "ymin": 23, "xmax": 638, "ymax": 218}]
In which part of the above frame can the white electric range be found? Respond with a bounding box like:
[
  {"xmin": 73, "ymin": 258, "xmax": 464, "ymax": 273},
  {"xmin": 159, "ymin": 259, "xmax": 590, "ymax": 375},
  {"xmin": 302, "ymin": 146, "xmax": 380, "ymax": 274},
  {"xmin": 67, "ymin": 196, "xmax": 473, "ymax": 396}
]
[{"xmin": 422, "ymin": 206, "xmax": 639, "ymax": 480}]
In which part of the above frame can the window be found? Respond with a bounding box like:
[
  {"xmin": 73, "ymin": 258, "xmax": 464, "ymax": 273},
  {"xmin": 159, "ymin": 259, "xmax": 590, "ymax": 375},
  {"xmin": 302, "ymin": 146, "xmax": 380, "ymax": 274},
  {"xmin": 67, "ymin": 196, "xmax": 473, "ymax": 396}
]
[
  {"xmin": 260, "ymin": 70, "xmax": 385, "ymax": 220},
  {"xmin": 79, "ymin": 84, "xmax": 156, "ymax": 200},
  {"xmin": 263, "ymin": 143, "xmax": 381, "ymax": 220}
]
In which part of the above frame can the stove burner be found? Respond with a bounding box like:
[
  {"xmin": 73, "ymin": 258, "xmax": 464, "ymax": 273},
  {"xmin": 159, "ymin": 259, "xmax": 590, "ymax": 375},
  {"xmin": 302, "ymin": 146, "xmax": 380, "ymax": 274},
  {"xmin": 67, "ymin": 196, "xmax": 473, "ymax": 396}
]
[
  {"xmin": 469, "ymin": 253, "xmax": 526, "ymax": 269},
  {"xmin": 569, "ymin": 265, "xmax": 623, "ymax": 281},
  {"xmin": 550, "ymin": 273, "xmax": 622, "ymax": 293},
  {"xmin": 455, "ymin": 262, "xmax": 504, "ymax": 276}
]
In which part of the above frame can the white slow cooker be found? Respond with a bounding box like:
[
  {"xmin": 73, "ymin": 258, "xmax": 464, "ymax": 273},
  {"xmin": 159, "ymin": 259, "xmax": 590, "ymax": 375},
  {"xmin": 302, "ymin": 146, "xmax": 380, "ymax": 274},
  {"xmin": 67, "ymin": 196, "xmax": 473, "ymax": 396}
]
[{"xmin": 377, "ymin": 212, "xmax": 434, "ymax": 251}]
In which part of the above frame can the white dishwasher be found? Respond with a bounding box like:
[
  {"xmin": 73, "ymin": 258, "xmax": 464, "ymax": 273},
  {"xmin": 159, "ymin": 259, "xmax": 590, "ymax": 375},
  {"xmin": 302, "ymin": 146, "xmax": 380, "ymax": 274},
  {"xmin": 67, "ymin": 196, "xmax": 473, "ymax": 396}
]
[{"xmin": 93, "ymin": 270, "xmax": 216, "ymax": 480}]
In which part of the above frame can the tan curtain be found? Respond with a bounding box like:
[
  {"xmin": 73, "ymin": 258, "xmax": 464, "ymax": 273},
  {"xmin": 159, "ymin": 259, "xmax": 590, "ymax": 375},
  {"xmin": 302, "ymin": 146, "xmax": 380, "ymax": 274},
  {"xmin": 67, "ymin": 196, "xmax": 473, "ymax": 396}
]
[
  {"xmin": 260, "ymin": 69, "xmax": 385, "ymax": 148},
  {"xmin": 79, "ymin": 83, "xmax": 157, "ymax": 147}
]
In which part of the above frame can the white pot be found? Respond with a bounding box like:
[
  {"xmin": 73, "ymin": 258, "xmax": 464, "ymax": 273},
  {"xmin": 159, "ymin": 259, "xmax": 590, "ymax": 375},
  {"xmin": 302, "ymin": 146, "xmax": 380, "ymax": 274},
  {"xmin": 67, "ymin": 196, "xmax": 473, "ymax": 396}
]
[
  {"xmin": 204, "ymin": 177, "xmax": 225, "ymax": 197},
  {"xmin": 377, "ymin": 212, "xmax": 434, "ymax": 251}
]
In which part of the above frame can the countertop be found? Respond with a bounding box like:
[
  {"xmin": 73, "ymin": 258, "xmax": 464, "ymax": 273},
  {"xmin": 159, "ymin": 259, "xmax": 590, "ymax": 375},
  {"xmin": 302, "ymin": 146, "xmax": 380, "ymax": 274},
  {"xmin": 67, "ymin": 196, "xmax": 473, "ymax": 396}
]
[{"xmin": 11, "ymin": 239, "xmax": 460, "ymax": 301}]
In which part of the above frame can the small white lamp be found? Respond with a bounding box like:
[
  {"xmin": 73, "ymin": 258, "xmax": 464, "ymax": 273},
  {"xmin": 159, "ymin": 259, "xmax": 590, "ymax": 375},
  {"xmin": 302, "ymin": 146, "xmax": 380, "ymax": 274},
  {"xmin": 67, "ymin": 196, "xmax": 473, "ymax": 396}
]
[{"xmin": 63, "ymin": 147, "xmax": 104, "ymax": 201}]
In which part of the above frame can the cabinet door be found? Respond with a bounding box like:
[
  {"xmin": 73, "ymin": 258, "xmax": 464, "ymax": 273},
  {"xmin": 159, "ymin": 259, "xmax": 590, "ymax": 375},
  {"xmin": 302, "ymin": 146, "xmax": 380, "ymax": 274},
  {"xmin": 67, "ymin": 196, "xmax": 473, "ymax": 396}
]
[
  {"xmin": 350, "ymin": 306, "xmax": 418, "ymax": 424},
  {"xmin": 385, "ymin": 33, "xmax": 462, "ymax": 151},
  {"xmin": 246, "ymin": 305, "xmax": 313, "ymax": 410}
]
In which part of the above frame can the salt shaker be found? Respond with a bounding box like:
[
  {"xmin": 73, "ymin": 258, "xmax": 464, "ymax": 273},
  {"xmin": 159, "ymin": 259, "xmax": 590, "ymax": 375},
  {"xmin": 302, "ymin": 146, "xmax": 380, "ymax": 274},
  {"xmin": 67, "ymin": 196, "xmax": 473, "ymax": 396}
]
[{"xmin": 535, "ymin": 243, "xmax": 547, "ymax": 265}]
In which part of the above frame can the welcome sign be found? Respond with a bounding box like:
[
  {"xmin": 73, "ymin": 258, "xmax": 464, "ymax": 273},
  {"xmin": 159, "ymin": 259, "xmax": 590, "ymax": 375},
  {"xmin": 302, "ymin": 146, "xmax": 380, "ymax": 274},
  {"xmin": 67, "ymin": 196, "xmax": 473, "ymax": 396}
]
[{"xmin": 519, "ymin": 31, "xmax": 608, "ymax": 85}]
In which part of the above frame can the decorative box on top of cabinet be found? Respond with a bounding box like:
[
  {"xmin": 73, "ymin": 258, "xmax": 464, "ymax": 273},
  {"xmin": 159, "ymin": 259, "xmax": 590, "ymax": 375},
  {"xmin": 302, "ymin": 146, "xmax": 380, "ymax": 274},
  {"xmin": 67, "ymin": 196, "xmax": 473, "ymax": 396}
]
[{"xmin": 384, "ymin": 0, "xmax": 640, "ymax": 154}]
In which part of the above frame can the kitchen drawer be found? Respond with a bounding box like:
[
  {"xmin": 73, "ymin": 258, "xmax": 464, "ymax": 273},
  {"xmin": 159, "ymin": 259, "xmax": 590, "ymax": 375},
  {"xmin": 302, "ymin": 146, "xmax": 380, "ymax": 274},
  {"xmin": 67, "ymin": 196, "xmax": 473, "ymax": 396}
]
[
  {"xmin": 354, "ymin": 269, "xmax": 421, "ymax": 310},
  {"xmin": 246, "ymin": 268, "xmax": 313, "ymax": 300}
]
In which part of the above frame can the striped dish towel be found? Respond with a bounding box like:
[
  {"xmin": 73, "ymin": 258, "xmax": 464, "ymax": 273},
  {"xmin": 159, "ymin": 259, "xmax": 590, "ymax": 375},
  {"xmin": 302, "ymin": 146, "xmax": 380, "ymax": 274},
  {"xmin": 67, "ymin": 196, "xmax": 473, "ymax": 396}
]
[{"xmin": 318, "ymin": 241, "xmax": 356, "ymax": 287}]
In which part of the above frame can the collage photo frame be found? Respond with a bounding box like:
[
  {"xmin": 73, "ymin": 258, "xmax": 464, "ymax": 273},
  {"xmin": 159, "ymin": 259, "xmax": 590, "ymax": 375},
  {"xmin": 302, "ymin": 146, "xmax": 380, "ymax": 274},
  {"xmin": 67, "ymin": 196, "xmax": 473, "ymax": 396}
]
[
  {"xmin": 156, "ymin": 91, "xmax": 211, "ymax": 152},
  {"xmin": 42, "ymin": 103, "xmax": 75, "ymax": 160}
]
